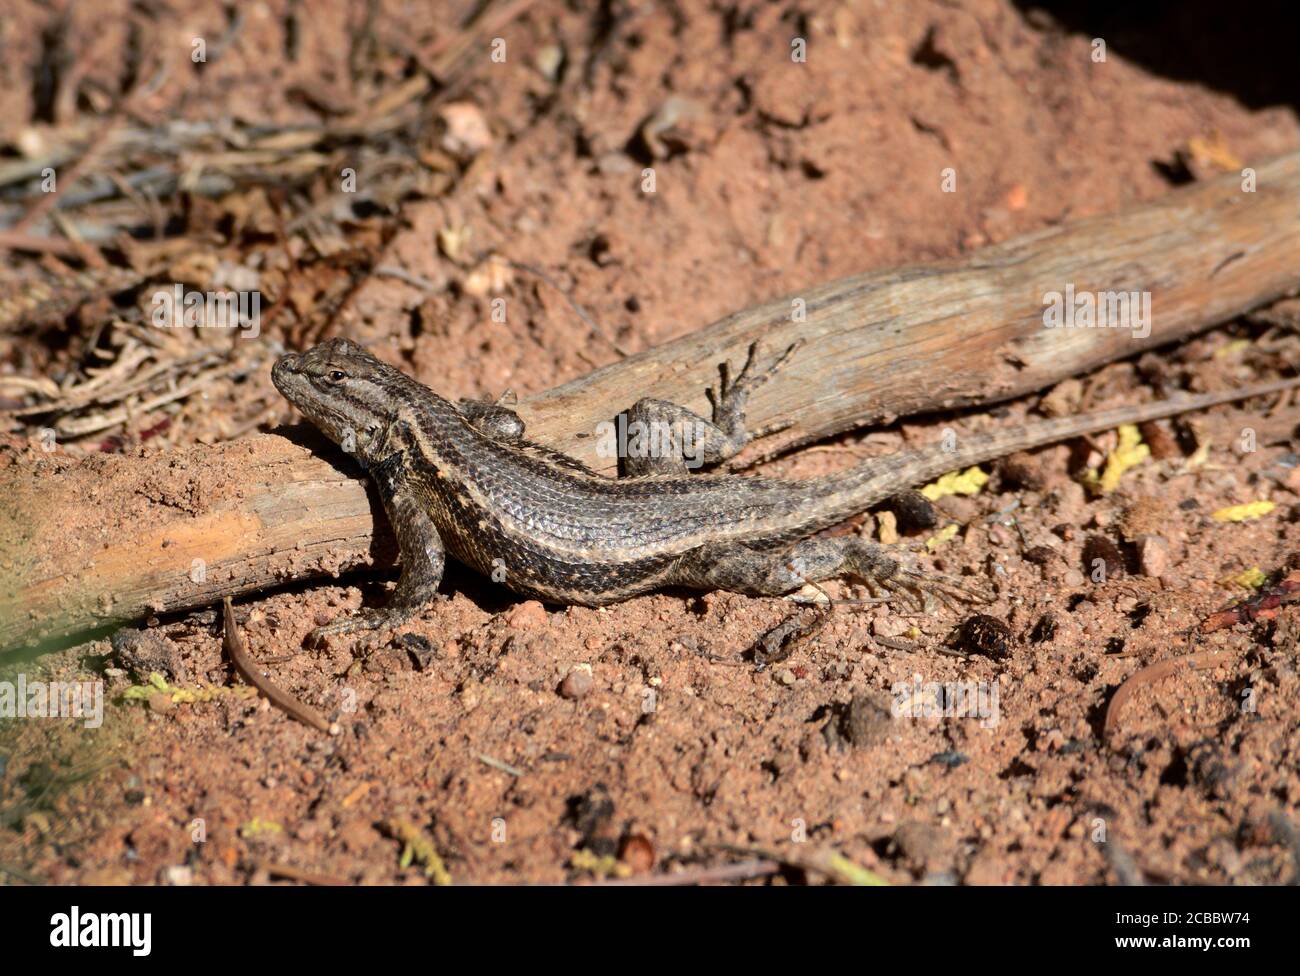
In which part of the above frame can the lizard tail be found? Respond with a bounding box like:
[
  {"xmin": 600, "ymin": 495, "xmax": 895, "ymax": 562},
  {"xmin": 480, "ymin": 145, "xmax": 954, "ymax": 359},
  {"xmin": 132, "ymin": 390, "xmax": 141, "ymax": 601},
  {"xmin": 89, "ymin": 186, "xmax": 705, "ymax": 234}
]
[{"xmin": 808, "ymin": 374, "xmax": 1300, "ymax": 523}]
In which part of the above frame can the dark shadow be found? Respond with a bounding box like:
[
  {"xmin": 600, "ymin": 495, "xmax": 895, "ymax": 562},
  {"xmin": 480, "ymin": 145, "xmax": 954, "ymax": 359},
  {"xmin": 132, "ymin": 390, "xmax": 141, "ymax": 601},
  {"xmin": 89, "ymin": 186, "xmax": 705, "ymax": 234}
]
[
  {"xmin": 1012, "ymin": 1, "xmax": 1300, "ymax": 112},
  {"xmin": 267, "ymin": 422, "xmax": 362, "ymax": 474}
]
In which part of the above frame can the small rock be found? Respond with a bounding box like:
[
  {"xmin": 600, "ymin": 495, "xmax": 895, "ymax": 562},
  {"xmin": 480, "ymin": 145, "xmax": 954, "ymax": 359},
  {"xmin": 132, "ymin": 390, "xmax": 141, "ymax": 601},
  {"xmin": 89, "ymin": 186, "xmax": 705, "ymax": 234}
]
[
  {"xmin": 596, "ymin": 152, "xmax": 635, "ymax": 175},
  {"xmin": 890, "ymin": 821, "xmax": 954, "ymax": 876},
  {"xmin": 877, "ymin": 509, "xmax": 899, "ymax": 545},
  {"xmin": 111, "ymin": 628, "xmax": 188, "ymax": 683},
  {"xmin": 160, "ymin": 865, "xmax": 193, "ymax": 886},
  {"xmin": 934, "ymin": 494, "xmax": 977, "ymax": 522},
  {"xmin": 872, "ymin": 614, "xmax": 910, "ymax": 638},
  {"xmin": 534, "ymin": 44, "xmax": 565, "ymax": 82},
  {"xmin": 438, "ymin": 102, "xmax": 492, "ymax": 160},
  {"xmin": 1137, "ymin": 535, "xmax": 1170, "ymax": 578},
  {"xmin": 558, "ymin": 665, "xmax": 593, "ymax": 699},
  {"xmin": 619, "ymin": 834, "xmax": 655, "ymax": 874},
  {"xmin": 999, "ymin": 452, "xmax": 1046, "ymax": 491},
  {"xmin": 1024, "ymin": 545, "xmax": 1059, "ymax": 566},
  {"xmin": 841, "ymin": 694, "xmax": 892, "ymax": 748},
  {"xmin": 504, "ymin": 601, "xmax": 548, "ymax": 631}
]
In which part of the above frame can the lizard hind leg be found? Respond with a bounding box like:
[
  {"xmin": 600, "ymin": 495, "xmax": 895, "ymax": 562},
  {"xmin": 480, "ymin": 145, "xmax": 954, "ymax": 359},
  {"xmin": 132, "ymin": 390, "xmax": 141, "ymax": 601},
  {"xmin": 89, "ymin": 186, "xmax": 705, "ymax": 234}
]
[{"xmin": 670, "ymin": 537, "xmax": 989, "ymax": 610}]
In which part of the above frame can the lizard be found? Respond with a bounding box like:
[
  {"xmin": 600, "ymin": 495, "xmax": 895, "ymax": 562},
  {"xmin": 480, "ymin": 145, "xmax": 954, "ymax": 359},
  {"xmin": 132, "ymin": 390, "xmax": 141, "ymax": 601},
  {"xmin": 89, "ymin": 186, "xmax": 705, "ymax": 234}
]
[{"xmin": 272, "ymin": 336, "xmax": 1299, "ymax": 645}]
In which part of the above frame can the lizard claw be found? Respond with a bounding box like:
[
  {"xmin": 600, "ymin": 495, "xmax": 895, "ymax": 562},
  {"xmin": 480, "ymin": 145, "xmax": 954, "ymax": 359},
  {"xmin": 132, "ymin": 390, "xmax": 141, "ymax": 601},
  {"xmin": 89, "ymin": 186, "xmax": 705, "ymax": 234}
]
[
  {"xmin": 707, "ymin": 339, "xmax": 804, "ymax": 423},
  {"xmin": 305, "ymin": 606, "xmax": 420, "ymax": 648},
  {"xmin": 862, "ymin": 566, "xmax": 990, "ymax": 615}
]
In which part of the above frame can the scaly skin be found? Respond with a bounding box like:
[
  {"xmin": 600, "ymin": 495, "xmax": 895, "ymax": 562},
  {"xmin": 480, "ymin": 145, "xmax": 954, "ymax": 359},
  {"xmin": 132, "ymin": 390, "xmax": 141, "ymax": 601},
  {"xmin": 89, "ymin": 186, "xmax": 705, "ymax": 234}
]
[{"xmin": 273, "ymin": 337, "xmax": 1298, "ymax": 643}]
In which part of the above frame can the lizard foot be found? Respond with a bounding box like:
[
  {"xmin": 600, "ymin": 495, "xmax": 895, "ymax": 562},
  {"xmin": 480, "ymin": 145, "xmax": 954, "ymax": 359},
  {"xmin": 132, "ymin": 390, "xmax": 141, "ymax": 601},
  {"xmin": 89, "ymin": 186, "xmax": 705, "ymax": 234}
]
[
  {"xmin": 306, "ymin": 605, "xmax": 420, "ymax": 648},
  {"xmin": 860, "ymin": 566, "xmax": 993, "ymax": 613},
  {"xmin": 705, "ymin": 338, "xmax": 804, "ymax": 441}
]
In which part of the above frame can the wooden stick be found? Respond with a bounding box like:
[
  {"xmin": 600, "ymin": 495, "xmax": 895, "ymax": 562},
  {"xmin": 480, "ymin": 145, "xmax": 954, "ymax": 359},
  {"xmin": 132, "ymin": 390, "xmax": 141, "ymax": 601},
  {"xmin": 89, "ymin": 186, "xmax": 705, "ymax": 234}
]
[{"xmin": 3, "ymin": 153, "xmax": 1300, "ymax": 652}]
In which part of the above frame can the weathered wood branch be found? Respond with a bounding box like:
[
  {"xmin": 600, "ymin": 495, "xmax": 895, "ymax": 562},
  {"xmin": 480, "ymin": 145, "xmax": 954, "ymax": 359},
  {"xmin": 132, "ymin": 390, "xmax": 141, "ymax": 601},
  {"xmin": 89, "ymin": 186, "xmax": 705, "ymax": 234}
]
[{"xmin": 3, "ymin": 153, "xmax": 1300, "ymax": 651}]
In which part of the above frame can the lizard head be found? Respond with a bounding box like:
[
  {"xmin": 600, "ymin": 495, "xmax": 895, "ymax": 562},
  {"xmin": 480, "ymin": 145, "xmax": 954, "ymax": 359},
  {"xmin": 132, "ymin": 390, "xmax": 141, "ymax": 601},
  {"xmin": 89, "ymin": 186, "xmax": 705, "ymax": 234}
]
[{"xmin": 273, "ymin": 338, "xmax": 411, "ymax": 462}]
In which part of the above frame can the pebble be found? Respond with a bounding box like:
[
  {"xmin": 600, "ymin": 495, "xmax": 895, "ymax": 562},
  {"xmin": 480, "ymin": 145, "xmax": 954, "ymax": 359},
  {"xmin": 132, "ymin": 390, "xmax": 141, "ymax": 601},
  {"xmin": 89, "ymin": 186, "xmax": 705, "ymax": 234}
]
[
  {"xmin": 619, "ymin": 834, "xmax": 656, "ymax": 874},
  {"xmin": 841, "ymin": 694, "xmax": 892, "ymax": 748},
  {"xmin": 872, "ymin": 614, "xmax": 910, "ymax": 638},
  {"xmin": 1137, "ymin": 535, "xmax": 1170, "ymax": 578},
  {"xmin": 159, "ymin": 865, "xmax": 193, "ymax": 886},
  {"xmin": 559, "ymin": 665, "xmax": 593, "ymax": 699},
  {"xmin": 1051, "ymin": 481, "xmax": 1087, "ymax": 522},
  {"xmin": 935, "ymin": 494, "xmax": 977, "ymax": 522},
  {"xmin": 1024, "ymin": 545, "xmax": 1058, "ymax": 566},
  {"xmin": 891, "ymin": 821, "xmax": 954, "ymax": 874},
  {"xmin": 877, "ymin": 510, "xmax": 899, "ymax": 545},
  {"xmin": 505, "ymin": 601, "xmax": 548, "ymax": 631},
  {"xmin": 438, "ymin": 102, "xmax": 493, "ymax": 159},
  {"xmin": 534, "ymin": 45, "xmax": 565, "ymax": 82}
]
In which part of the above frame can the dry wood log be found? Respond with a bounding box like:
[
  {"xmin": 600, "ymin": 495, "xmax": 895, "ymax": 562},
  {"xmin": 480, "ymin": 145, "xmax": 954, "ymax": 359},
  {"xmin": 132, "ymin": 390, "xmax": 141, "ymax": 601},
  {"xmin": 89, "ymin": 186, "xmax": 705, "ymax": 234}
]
[{"xmin": 3, "ymin": 152, "xmax": 1300, "ymax": 652}]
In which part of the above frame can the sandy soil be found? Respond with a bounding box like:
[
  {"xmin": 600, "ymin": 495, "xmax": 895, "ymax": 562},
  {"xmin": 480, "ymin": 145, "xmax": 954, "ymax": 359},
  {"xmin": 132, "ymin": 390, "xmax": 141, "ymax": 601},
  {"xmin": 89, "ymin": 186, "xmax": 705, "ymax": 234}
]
[{"xmin": 2, "ymin": 0, "xmax": 1300, "ymax": 885}]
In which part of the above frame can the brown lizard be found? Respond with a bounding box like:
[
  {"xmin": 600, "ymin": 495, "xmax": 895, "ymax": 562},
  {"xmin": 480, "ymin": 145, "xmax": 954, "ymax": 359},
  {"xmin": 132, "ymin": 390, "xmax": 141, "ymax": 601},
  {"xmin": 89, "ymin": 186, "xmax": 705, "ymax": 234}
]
[{"xmin": 273, "ymin": 337, "xmax": 1298, "ymax": 643}]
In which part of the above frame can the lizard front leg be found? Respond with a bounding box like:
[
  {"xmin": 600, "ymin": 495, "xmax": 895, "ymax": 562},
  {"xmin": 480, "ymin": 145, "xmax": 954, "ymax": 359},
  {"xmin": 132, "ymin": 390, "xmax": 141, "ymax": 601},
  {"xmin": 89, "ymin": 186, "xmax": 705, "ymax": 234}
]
[
  {"xmin": 618, "ymin": 340, "xmax": 801, "ymax": 476},
  {"xmin": 308, "ymin": 445, "xmax": 445, "ymax": 646}
]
